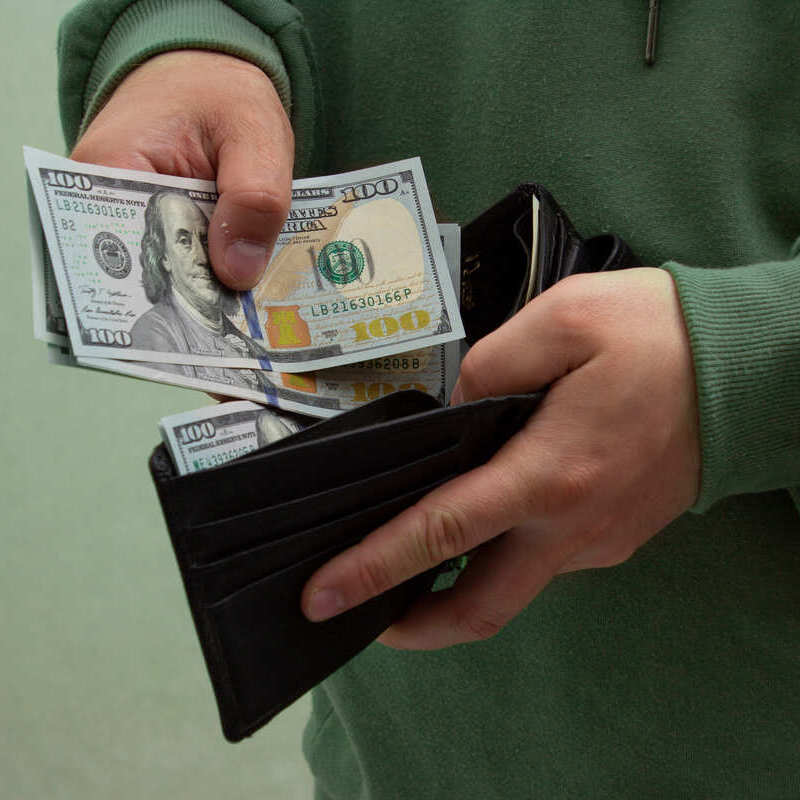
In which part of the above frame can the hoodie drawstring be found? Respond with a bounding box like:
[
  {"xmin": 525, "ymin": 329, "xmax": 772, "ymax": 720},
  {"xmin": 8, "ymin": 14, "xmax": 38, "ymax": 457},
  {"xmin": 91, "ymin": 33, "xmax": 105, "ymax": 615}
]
[{"xmin": 646, "ymin": 0, "xmax": 660, "ymax": 64}]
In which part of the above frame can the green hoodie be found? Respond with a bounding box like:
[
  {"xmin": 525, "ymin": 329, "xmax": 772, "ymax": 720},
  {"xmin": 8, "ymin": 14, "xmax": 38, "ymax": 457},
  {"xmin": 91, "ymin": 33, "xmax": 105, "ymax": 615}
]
[{"xmin": 58, "ymin": 2, "xmax": 800, "ymax": 797}]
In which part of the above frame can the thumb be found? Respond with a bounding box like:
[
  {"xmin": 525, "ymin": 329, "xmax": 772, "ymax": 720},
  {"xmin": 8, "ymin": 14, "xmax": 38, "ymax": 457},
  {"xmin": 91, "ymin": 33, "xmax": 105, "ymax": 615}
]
[
  {"xmin": 208, "ymin": 113, "xmax": 294, "ymax": 291},
  {"xmin": 450, "ymin": 276, "xmax": 594, "ymax": 404}
]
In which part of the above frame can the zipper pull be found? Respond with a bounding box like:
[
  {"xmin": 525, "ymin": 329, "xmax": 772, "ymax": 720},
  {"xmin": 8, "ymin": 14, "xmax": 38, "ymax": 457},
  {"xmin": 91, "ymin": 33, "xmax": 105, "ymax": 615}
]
[{"xmin": 645, "ymin": 0, "xmax": 660, "ymax": 65}]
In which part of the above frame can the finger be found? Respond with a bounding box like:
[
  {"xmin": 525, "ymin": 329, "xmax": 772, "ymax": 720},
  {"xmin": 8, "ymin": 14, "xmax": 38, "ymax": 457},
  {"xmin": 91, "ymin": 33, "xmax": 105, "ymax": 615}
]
[
  {"xmin": 208, "ymin": 89, "xmax": 294, "ymax": 290},
  {"xmin": 451, "ymin": 271, "xmax": 633, "ymax": 404},
  {"xmin": 300, "ymin": 453, "xmax": 535, "ymax": 623},
  {"xmin": 300, "ymin": 415, "xmax": 565, "ymax": 624},
  {"xmin": 377, "ymin": 523, "xmax": 568, "ymax": 650}
]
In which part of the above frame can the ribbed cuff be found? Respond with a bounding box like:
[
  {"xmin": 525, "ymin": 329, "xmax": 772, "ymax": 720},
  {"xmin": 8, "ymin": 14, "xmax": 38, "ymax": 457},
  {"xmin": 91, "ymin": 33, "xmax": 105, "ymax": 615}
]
[
  {"xmin": 59, "ymin": 0, "xmax": 319, "ymax": 174},
  {"xmin": 663, "ymin": 260, "xmax": 800, "ymax": 512}
]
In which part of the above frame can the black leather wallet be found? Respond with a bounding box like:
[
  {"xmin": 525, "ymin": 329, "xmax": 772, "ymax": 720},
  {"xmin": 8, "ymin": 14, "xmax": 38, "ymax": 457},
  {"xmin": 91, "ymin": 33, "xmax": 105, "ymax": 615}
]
[
  {"xmin": 150, "ymin": 390, "xmax": 543, "ymax": 741},
  {"xmin": 460, "ymin": 183, "xmax": 640, "ymax": 343},
  {"xmin": 149, "ymin": 183, "xmax": 639, "ymax": 741}
]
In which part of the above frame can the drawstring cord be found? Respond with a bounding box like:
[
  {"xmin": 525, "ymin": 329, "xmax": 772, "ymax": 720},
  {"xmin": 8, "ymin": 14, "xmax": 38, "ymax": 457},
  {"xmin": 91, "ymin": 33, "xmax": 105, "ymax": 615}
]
[{"xmin": 645, "ymin": 0, "xmax": 660, "ymax": 64}]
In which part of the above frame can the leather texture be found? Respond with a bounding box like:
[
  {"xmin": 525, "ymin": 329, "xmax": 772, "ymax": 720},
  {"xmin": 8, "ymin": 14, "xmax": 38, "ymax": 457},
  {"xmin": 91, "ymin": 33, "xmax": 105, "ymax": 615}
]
[
  {"xmin": 149, "ymin": 183, "xmax": 639, "ymax": 741},
  {"xmin": 150, "ymin": 390, "xmax": 543, "ymax": 741}
]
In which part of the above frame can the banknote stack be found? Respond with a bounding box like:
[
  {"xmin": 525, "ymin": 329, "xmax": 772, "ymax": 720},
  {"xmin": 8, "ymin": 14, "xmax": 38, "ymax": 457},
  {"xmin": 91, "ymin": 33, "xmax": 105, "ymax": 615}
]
[
  {"xmin": 26, "ymin": 147, "xmax": 464, "ymax": 422},
  {"xmin": 159, "ymin": 400, "xmax": 308, "ymax": 476}
]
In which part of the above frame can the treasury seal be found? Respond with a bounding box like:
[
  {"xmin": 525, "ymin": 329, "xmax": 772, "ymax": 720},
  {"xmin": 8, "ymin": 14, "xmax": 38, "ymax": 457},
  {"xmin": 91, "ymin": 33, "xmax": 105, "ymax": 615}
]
[
  {"xmin": 93, "ymin": 232, "xmax": 131, "ymax": 279},
  {"xmin": 317, "ymin": 241, "xmax": 365, "ymax": 285}
]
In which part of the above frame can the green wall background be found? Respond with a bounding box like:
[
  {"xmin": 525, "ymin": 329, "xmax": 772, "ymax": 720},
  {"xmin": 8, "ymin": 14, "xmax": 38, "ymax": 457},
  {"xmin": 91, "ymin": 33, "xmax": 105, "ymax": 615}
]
[{"xmin": 1, "ymin": 2, "xmax": 313, "ymax": 796}]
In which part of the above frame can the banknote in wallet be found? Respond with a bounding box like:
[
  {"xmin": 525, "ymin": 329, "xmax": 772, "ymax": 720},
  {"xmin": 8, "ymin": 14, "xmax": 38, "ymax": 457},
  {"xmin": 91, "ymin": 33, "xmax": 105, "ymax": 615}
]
[{"xmin": 149, "ymin": 183, "xmax": 641, "ymax": 741}]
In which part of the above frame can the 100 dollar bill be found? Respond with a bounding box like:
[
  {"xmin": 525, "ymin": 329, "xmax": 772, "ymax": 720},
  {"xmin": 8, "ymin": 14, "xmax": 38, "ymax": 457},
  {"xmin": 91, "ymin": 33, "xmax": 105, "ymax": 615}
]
[
  {"xmin": 25, "ymin": 147, "xmax": 463, "ymax": 373},
  {"xmin": 159, "ymin": 401, "xmax": 308, "ymax": 475},
  {"xmin": 78, "ymin": 343, "xmax": 454, "ymax": 418},
  {"xmin": 43, "ymin": 225, "xmax": 462, "ymax": 418}
]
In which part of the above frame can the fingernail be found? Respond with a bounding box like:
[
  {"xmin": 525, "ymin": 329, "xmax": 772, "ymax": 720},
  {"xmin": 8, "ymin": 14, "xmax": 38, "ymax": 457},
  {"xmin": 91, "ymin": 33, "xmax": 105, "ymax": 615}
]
[
  {"xmin": 306, "ymin": 588, "xmax": 346, "ymax": 622},
  {"xmin": 450, "ymin": 380, "xmax": 464, "ymax": 406},
  {"xmin": 225, "ymin": 240, "xmax": 269, "ymax": 285}
]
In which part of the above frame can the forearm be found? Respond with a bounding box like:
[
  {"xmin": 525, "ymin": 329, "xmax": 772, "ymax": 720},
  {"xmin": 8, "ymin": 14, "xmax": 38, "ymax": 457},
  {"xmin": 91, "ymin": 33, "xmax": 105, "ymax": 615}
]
[{"xmin": 664, "ymin": 256, "xmax": 800, "ymax": 511}]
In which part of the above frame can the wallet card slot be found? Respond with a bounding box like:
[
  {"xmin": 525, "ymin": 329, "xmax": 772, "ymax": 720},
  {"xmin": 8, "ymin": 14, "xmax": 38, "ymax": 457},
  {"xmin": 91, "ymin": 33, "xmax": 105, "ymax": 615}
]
[
  {"xmin": 182, "ymin": 443, "xmax": 463, "ymax": 565},
  {"xmin": 173, "ymin": 412, "xmax": 464, "ymax": 526},
  {"xmin": 233, "ymin": 390, "xmax": 441, "ymax": 467},
  {"xmin": 200, "ymin": 537, "xmax": 435, "ymax": 741},
  {"xmin": 188, "ymin": 475, "xmax": 456, "ymax": 604}
]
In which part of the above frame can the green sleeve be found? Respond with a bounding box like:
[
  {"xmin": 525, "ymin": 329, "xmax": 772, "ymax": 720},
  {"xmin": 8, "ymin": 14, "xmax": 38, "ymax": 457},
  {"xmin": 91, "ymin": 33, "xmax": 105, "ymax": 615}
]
[
  {"xmin": 663, "ymin": 255, "xmax": 800, "ymax": 513},
  {"xmin": 57, "ymin": 0, "xmax": 320, "ymax": 175}
]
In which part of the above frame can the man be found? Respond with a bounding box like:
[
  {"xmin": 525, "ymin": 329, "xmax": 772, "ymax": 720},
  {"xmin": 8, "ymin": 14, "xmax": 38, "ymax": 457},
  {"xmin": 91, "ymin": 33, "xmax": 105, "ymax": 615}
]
[
  {"xmin": 60, "ymin": 3, "xmax": 800, "ymax": 798},
  {"xmin": 131, "ymin": 190, "xmax": 272, "ymax": 391}
]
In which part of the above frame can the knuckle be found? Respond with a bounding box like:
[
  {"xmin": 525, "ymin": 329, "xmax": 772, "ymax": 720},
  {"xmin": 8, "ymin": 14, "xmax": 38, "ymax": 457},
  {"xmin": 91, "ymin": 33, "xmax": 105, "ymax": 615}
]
[
  {"xmin": 549, "ymin": 292, "xmax": 593, "ymax": 336},
  {"xmin": 544, "ymin": 275, "xmax": 608, "ymax": 340},
  {"xmin": 353, "ymin": 548, "xmax": 395, "ymax": 598},
  {"xmin": 457, "ymin": 341, "xmax": 495, "ymax": 399},
  {"xmin": 69, "ymin": 139, "xmax": 91, "ymax": 161},
  {"xmin": 203, "ymin": 57, "xmax": 282, "ymax": 111},
  {"xmin": 410, "ymin": 503, "xmax": 473, "ymax": 566},
  {"xmin": 534, "ymin": 459, "xmax": 597, "ymax": 517},
  {"xmin": 70, "ymin": 128, "xmax": 115, "ymax": 163}
]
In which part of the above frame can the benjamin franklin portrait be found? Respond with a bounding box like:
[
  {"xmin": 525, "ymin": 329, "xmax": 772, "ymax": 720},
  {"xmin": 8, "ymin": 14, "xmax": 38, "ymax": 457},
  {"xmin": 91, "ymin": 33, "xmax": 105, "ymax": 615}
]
[{"xmin": 130, "ymin": 190, "xmax": 271, "ymax": 392}]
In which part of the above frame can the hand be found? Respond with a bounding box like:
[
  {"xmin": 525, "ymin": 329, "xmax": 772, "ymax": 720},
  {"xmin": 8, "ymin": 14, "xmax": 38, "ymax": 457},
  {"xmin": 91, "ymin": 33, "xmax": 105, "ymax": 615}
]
[
  {"xmin": 300, "ymin": 268, "xmax": 701, "ymax": 650},
  {"xmin": 70, "ymin": 50, "xmax": 294, "ymax": 290}
]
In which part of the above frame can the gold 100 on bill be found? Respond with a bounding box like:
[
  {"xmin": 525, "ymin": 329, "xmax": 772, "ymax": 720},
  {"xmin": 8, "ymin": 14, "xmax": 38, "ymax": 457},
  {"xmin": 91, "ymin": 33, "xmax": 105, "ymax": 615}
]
[{"xmin": 24, "ymin": 147, "xmax": 464, "ymax": 375}]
